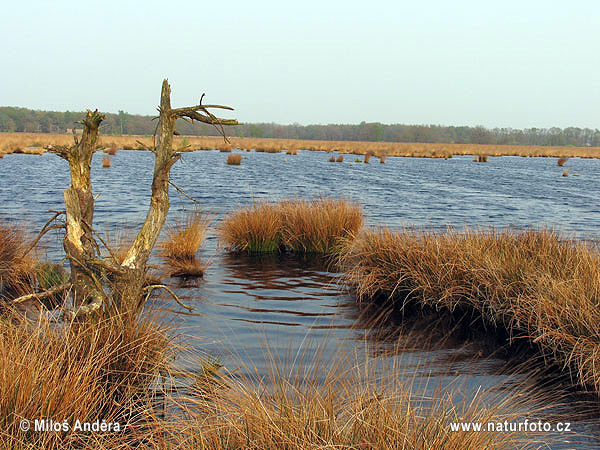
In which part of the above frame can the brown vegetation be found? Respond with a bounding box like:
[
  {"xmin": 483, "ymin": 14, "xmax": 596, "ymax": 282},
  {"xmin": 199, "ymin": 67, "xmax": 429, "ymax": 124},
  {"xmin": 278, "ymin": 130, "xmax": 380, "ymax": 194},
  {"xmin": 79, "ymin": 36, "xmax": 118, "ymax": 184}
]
[
  {"xmin": 3, "ymin": 132, "xmax": 600, "ymax": 159},
  {"xmin": 0, "ymin": 222, "xmax": 36, "ymax": 300},
  {"xmin": 337, "ymin": 227, "xmax": 600, "ymax": 393},
  {"xmin": 336, "ymin": 154, "xmax": 344, "ymax": 162},
  {"xmin": 158, "ymin": 210, "xmax": 210, "ymax": 277},
  {"xmin": 328, "ymin": 155, "xmax": 336, "ymax": 162},
  {"xmin": 557, "ymin": 157, "xmax": 568, "ymax": 166},
  {"xmin": 102, "ymin": 156, "xmax": 111, "ymax": 168},
  {"xmin": 0, "ymin": 307, "xmax": 170, "ymax": 449},
  {"xmin": 226, "ymin": 153, "xmax": 242, "ymax": 165},
  {"xmin": 220, "ymin": 198, "xmax": 362, "ymax": 254}
]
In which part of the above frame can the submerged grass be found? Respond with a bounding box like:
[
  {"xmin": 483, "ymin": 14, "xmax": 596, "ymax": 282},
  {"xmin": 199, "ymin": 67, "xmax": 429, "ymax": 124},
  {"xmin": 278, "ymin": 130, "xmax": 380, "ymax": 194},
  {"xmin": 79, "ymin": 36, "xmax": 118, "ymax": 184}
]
[
  {"xmin": 337, "ymin": 227, "xmax": 600, "ymax": 394},
  {"xmin": 219, "ymin": 198, "xmax": 363, "ymax": 254},
  {"xmin": 159, "ymin": 210, "xmax": 211, "ymax": 277}
]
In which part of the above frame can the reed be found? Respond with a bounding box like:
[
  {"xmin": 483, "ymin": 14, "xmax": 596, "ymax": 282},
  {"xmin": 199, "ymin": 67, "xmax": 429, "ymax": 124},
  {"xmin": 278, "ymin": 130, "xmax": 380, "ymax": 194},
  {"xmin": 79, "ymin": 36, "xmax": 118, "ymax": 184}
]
[
  {"xmin": 286, "ymin": 149, "xmax": 297, "ymax": 155},
  {"xmin": 562, "ymin": 169, "xmax": 568, "ymax": 177},
  {"xmin": 102, "ymin": 156, "xmax": 111, "ymax": 168},
  {"xmin": 364, "ymin": 154, "xmax": 371, "ymax": 163},
  {"xmin": 557, "ymin": 157, "xmax": 568, "ymax": 166},
  {"xmin": 328, "ymin": 155, "xmax": 336, "ymax": 162},
  {"xmin": 336, "ymin": 154, "xmax": 344, "ymax": 162},
  {"xmin": 159, "ymin": 210, "xmax": 210, "ymax": 277},
  {"xmin": 220, "ymin": 198, "xmax": 362, "ymax": 254},
  {"xmin": 219, "ymin": 202, "xmax": 283, "ymax": 253},
  {"xmin": 337, "ymin": 227, "xmax": 600, "ymax": 393},
  {"xmin": 226, "ymin": 153, "xmax": 242, "ymax": 165},
  {"xmin": 380, "ymin": 155, "xmax": 386, "ymax": 163}
]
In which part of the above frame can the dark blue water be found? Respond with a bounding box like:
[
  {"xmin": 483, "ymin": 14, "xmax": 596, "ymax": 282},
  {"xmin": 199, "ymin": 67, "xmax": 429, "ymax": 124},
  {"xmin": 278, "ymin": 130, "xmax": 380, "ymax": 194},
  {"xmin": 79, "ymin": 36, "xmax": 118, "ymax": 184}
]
[{"xmin": 1, "ymin": 149, "xmax": 599, "ymax": 448}]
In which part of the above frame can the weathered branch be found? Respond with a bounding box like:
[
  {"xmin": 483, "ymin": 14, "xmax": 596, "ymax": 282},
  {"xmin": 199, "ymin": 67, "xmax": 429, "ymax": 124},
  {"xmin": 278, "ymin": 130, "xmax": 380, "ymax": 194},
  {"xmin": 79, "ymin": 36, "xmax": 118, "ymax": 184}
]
[
  {"xmin": 23, "ymin": 210, "xmax": 65, "ymax": 257},
  {"xmin": 143, "ymin": 284, "xmax": 193, "ymax": 311},
  {"xmin": 12, "ymin": 282, "xmax": 72, "ymax": 304}
]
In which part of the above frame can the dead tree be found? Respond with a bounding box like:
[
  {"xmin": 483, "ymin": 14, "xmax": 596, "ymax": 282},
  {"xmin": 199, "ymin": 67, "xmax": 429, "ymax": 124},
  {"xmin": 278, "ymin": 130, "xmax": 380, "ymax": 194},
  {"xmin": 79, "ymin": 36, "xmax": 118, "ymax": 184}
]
[{"xmin": 47, "ymin": 79, "xmax": 237, "ymax": 317}]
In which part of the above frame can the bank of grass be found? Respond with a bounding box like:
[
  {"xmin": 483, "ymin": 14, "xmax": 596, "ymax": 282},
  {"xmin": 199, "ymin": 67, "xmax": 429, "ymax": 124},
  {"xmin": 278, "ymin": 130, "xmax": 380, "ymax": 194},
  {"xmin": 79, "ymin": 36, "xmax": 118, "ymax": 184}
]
[
  {"xmin": 158, "ymin": 210, "xmax": 210, "ymax": 277},
  {"xmin": 337, "ymin": 227, "xmax": 600, "ymax": 393},
  {"xmin": 0, "ymin": 306, "xmax": 170, "ymax": 449},
  {"xmin": 219, "ymin": 198, "xmax": 363, "ymax": 254}
]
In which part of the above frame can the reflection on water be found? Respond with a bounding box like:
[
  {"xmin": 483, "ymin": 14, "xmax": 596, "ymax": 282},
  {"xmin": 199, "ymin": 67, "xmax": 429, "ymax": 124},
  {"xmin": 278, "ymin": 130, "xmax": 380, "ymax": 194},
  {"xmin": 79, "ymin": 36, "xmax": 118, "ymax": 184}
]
[{"xmin": 2, "ymin": 150, "xmax": 600, "ymax": 448}]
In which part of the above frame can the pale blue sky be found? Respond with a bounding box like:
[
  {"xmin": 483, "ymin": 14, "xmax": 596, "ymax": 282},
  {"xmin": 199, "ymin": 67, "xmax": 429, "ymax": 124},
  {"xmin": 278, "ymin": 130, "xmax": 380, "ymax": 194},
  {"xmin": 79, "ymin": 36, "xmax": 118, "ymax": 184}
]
[{"xmin": 1, "ymin": 0, "xmax": 598, "ymax": 128}]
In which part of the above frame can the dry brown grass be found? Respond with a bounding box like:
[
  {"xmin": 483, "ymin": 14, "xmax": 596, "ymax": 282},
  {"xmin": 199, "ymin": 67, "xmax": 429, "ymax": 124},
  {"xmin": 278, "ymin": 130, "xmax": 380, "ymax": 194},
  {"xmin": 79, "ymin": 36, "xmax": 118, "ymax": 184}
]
[
  {"xmin": 380, "ymin": 155, "xmax": 386, "ymax": 163},
  {"xmin": 158, "ymin": 210, "xmax": 210, "ymax": 277},
  {"xmin": 328, "ymin": 155, "xmax": 336, "ymax": 162},
  {"xmin": 0, "ymin": 222, "xmax": 36, "ymax": 300},
  {"xmin": 337, "ymin": 227, "xmax": 600, "ymax": 393},
  {"xmin": 220, "ymin": 199, "xmax": 362, "ymax": 254},
  {"xmin": 219, "ymin": 202, "xmax": 283, "ymax": 253},
  {"xmin": 3, "ymin": 132, "xmax": 600, "ymax": 159},
  {"xmin": 286, "ymin": 149, "xmax": 297, "ymax": 155},
  {"xmin": 102, "ymin": 156, "xmax": 111, "ymax": 168},
  {"xmin": 0, "ymin": 307, "xmax": 170, "ymax": 449},
  {"xmin": 226, "ymin": 153, "xmax": 242, "ymax": 165},
  {"xmin": 557, "ymin": 157, "xmax": 568, "ymax": 166},
  {"xmin": 175, "ymin": 339, "xmax": 550, "ymax": 450},
  {"xmin": 336, "ymin": 154, "xmax": 344, "ymax": 162},
  {"xmin": 364, "ymin": 153, "xmax": 371, "ymax": 163}
]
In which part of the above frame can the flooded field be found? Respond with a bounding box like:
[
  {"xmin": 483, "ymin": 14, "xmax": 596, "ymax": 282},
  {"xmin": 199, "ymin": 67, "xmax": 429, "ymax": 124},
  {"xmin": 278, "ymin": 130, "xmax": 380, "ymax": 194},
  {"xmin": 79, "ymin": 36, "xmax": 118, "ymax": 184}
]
[{"xmin": 2, "ymin": 149, "xmax": 600, "ymax": 448}]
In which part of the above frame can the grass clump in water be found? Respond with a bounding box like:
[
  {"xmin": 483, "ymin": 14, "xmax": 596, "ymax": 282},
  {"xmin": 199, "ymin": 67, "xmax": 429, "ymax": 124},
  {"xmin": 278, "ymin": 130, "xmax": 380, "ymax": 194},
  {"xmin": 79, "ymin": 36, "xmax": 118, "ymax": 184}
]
[
  {"xmin": 220, "ymin": 198, "xmax": 362, "ymax": 254},
  {"xmin": 219, "ymin": 202, "xmax": 283, "ymax": 253},
  {"xmin": 159, "ymin": 210, "xmax": 211, "ymax": 277},
  {"xmin": 226, "ymin": 153, "xmax": 242, "ymax": 165}
]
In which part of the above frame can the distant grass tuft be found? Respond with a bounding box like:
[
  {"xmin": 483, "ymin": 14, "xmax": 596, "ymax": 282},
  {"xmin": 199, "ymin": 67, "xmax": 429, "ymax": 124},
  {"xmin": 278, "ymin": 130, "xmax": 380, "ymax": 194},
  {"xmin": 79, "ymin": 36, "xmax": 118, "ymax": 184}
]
[{"xmin": 226, "ymin": 153, "xmax": 242, "ymax": 165}]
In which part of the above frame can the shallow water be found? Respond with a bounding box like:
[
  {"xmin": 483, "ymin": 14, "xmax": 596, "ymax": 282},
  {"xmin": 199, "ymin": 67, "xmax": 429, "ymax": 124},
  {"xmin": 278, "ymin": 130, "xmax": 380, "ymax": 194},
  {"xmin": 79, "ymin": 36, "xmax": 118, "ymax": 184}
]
[{"xmin": 1, "ymin": 149, "xmax": 600, "ymax": 448}]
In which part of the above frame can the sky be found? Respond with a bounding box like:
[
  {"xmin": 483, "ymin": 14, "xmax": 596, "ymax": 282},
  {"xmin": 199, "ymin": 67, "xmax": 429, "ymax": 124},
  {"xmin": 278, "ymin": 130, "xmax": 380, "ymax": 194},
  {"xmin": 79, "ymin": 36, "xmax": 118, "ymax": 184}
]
[{"xmin": 1, "ymin": 0, "xmax": 598, "ymax": 129}]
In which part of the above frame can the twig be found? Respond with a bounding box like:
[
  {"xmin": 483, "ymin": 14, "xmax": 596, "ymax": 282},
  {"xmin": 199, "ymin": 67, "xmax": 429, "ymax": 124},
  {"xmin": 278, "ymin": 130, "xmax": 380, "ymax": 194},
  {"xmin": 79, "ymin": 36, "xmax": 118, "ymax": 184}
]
[
  {"xmin": 23, "ymin": 212, "xmax": 65, "ymax": 257},
  {"xmin": 168, "ymin": 180, "xmax": 200, "ymax": 204},
  {"xmin": 12, "ymin": 282, "xmax": 72, "ymax": 304},
  {"xmin": 143, "ymin": 284, "xmax": 193, "ymax": 311}
]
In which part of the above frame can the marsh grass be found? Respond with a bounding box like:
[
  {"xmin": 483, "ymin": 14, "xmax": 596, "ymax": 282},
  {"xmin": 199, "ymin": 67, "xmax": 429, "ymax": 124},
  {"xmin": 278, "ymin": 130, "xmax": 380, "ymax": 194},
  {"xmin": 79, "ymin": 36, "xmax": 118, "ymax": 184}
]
[
  {"xmin": 380, "ymin": 155, "xmax": 386, "ymax": 163},
  {"xmin": 102, "ymin": 156, "xmax": 111, "ymax": 168},
  {"xmin": 337, "ymin": 227, "xmax": 600, "ymax": 393},
  {"xmin": 219, "ymin": 202, "xmax": 283, "ymax": 253},
  {"xmin": 364, "ymin": 154, "xmax": 371, "ymax": 163},
  {"xmin": 0, "ymin": 222, "xmax": 36, "ymax": 300},
  {"xmin": 159, "ymin": 210, "xmax": 210, "ymax": 277},
  {"xmin": 173, "ymin": 335, "xmax": 553, "ymax": 450},
  {"xmin": 336, "ymin": 154, "xmax": 344, "ymax": 162},
  {"xmin": 328, "ymin": 155, "xmax": 336, "ymax": 162},
  {"xmin": 557, "ymin": 157, "xmax": 568, "ymax": 166},
  {"xmin": 220, "ymin": 198, "xmax": 362, "ymax": 254},
  {"xmin": 0, "ymin": 306, "xmax": 170, "ymax": 449},
  {"xmin": 226, "ymin": 153, "xmax": 242, "ymax": 165}
]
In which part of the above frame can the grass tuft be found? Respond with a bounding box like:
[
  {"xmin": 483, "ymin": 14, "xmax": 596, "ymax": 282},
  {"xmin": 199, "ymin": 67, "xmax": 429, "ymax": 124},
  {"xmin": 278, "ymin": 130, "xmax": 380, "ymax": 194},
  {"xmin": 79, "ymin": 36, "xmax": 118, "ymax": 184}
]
[
  {"xmin": 159, "ymin": 210, "xmax": 210, "ymax": 277},
  {"xmin": 226, "ymin": 153, "xmax": 242, "ymax": 165},
  {"xmin": 220, "ymin": 198, "xmax": 362, "ymax": 254},
  {"xmin": 102, "ymin": 156, "xmax": 111, "ymax": 168}
]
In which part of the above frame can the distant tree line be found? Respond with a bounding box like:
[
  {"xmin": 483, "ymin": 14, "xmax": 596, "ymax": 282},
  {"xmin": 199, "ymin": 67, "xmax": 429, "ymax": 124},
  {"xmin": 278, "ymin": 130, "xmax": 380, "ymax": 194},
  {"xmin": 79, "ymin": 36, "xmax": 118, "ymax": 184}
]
[{"xmin": 1, "ymin": 106, "xmax": 598, "ymax": 147}]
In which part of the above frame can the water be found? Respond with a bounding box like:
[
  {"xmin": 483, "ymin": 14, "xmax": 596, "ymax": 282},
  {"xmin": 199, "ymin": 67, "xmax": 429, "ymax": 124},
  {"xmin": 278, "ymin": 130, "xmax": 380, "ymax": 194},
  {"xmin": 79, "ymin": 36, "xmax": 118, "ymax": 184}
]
[{"xmin": 1, "ymin": 149, "xmax": 599, "ymax": 448}]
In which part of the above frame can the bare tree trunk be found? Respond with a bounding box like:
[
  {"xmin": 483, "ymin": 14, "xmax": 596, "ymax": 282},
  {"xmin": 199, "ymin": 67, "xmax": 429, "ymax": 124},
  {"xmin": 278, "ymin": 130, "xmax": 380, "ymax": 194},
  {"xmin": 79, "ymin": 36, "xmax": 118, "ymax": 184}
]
[
  {"xmin": 50, "ymin": 110, "xmax": 104, "ymax": 307},
  {"xmin": 49, "ymin": 80, "xmax": 237, "ymax": 317}
]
